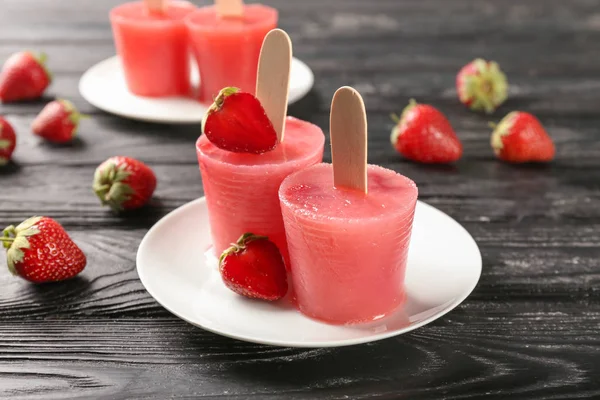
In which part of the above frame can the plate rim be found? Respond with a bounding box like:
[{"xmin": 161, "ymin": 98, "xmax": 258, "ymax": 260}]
[
  {"xmin": 137, "ymin": 197, "xmax": 482, "ymax": 348},
  {"xmin": 79, "ymin": 55, "xmax": 314, "ymax": 124}
]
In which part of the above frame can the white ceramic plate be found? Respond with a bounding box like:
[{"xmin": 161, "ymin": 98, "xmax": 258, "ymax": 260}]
[
  {"xmin": 79, "ymin": 56, "xmax": 314, "ymax": 124},
  {"xmin": 137, "ymin": 197, "xmax": 482, "ymax": 348}
]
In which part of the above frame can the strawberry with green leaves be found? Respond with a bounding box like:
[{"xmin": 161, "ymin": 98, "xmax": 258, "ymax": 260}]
[
  {"xmin": 32, "ymin": 99, "xmax": 86, "ymax": 143},
  {"xmin": 0, "ymin": 117, "xmax": 16, "ymax": 166},
  {"xmin": 0, "ymin": 51, "xmax": 51, "ymax": 103},
  {"xmin": 1, "ymin": 217, "xmax": 86, "ymax": 283},
  {"xmin": 457, "ymin": 58, "xmax": 508, "ymax": 114},
  {"xmin": 491, "ymin": 111, "xmax": 555, "ymax": 163},
  {"xmin": 93, "ymin": 156, "xmax": 157, "ymax": 212},
  {"xmin": 391, "ymin": 100, "xmax": 463, "ymax": 164}
]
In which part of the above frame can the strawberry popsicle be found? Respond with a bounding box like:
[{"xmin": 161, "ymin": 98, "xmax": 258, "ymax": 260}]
[
  {"xmin": 196, "ymin": 116, "xmax": 324, "ymax": 264},
  {"xmin": 279, "ymin": 163, "xmax": 418, "ymax": 325},
  {"xmin": 185, "ymin": 4, "xmax": 277, "ymax": 102},
  {"xmin": 110, "ymin": 1, "xmax": 196, "ymax": 97}
]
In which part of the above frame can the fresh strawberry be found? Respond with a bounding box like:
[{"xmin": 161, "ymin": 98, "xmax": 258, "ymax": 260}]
[
  {"xmin": 491, "ymin": 111, "xmax": 555, "ymax": 163},
  {"xmin": 202, "ymin": 87, "xmax": 278, "ymax": 154},
  {"xmin": 1, "ymin": 217, "xmax": 86, "ymax": 283},
  {"xmin": 457, "ymin": 58, "xmax": 508, "ymax": 114},
  {"xmin": 219, "ymin": 233, "xmax": 287, "ymax": 301},
  {"xmin": 391, "ymin": 100, "xmax": 463, "ymax": 164},
  {"xmin": 0, "ymin": 52, "xmax": 51, "ymax": 102},
  {"xmin": 93, "ymin": 156, "xmax": 157, "ymax": 212},
  {"xmin": 32, "ymin": 99, "xmax": 86, "ymax": 143},
  {"xmin": 0, "ymin": 117, "xmax": 16, "ymax": 166}
]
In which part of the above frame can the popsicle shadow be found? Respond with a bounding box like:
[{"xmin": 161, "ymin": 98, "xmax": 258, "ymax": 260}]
[{"xmin": 25, "ymin": 276, "xmax": 92, "ymax": 306}]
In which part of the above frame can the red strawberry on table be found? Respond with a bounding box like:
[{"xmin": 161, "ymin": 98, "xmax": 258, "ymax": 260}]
[
  {"xmin": 202, "ymin": 87, "xmax": 278, "ymax": 154},
  {"xmin": 93, "ymin": 156, "xmax": 157, "ymax": 212},
  {"xmin": 219, "ymin": 233, "xmax": 288, "ymax": 301},
  {"xmin": 0, "ymin": 117, "xmax": 16, "ymax": 166},
  {"xmin": 1, "ymin": 217, "xmax": 86, "ymax": 283},
  {"xmin": 32, "ymin": 99, "xmax": 86, "ymax": 143},
  {"xmin": 0, "ymin": 51, "xmax": 51, "ymax": 102},
  {"xmin": 457, "ymin": 58, "xmax": 508, "ymax": 114},
  {"xmin": 491, "ymin": 111, "xmax": 555, "ymax": 163},
  {"xmin": 391, "ymin": 100, "xmax": 463, "ymax": 164}
]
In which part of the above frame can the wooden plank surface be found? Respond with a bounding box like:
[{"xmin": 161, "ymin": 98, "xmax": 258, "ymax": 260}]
[{"xmin": 1, "ymin": 0, "xmax": 600, "ymax": 398}]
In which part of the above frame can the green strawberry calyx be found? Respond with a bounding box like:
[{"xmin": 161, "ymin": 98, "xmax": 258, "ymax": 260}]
[
  {"xmin": 461, "ymin": 59, "xmax": 508, "ymax": 114},
  {"xmin": 201, "ymin": 86, "xmax": 240, "ymax": 135},
  {"xmin": 92, "ymin": 161, "xmax": 134, "ymax": 212},
  {"xmin": 30, "ymin": 51, "xmax": 53, "ymax": 83},
  {"xmin": 58, "ymin": 99, "xmax": 88, "ymax": 137},
  {"xmin": 490, "ymin": 111, "xmax": 519, "ymax": 155},
  {"xmin": 218, "ymin": 233, "xmax": 268, "ymax": 267},
  {"xmin": 1, "ymin": 216, "xmax": 42, "ymax": 275},
  {"xmin": 0, "ymin": 139, "xmax": 11, "ymax": 165}
]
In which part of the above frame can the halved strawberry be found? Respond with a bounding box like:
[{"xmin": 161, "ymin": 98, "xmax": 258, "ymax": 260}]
[
  {"xmin": 219, "ymin": 233, "xmax": 287, "ymax": 301},
  {"xmin": 201, "ymin": 87, "xmax": 278, "ymax": 154}
]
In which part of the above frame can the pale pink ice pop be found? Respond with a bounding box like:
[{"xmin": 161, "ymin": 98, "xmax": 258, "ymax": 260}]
[
  {"xmin": 196, "ymin": 116, "xmax": 324, "ymax": 264},
  {"xmin": 279, "ymin": 163, "xmax": 418, "ymax": 324}
]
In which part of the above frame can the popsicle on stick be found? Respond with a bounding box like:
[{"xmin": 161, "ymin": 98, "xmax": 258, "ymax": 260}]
[
  {"xmin": 279, "ymin": 86, "xmax": 418, "ymax": 324},
  {"xmin": 144, "ymin": 0, "xmax": 166, "ymax": 14},
  {"xmin": 196, "ymin": 28, "xmax": 324, "ymax": 265},
  {"xmin": 330, "ymin": 86, "xmax": 368, "ymax": 193},
  {"xmin": 256, "ymin": 29, "xmax": 292, "ymax": 142},
  {"xmin": 185, "ymin": 2, "xmax": 278, "ymax": 101},
  {"xmin": 215, "ymin": 0, "xmax": 244, "ymax": 17},
  {"xmin": 110, "ymin": 0, "xmax": 196, "ymax": 97}
]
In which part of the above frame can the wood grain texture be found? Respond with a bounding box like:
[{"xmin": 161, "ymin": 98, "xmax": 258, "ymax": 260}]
[{"xmin": 1, "ymin": 0, "xmax": 600, "ymax": 399}]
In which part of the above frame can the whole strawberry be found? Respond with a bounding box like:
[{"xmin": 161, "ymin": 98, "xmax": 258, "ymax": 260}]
[
  {"xmin": 219, "ymin": 233, "xmax": 287, "ymax": 301},
  {"xmin": 391, "ymin": 100, "xmax": 463, "ymax": 164},
  {"xmin": 1, "ymin": 217, "xmax": 86, "ymax": 283},
  {"xmin": 32, "ymin": 99, "xmax": 86, "ymax": 143},
  {"xmin": 457, "ymin": 58, "xmax": 508, "ymax": 114},
  {"xmin": 491, "ymin": 111, "xmax": 555, "ymax": 163},
  {"xmin": 0, "ymin": 117, "xmax": 16, "ymax": 166},
  {"xmin": 93, "ymin": 156, "xmax": 157, "ymax": 212},
  {"xmin": 202, "ymin": 87, "xmax": 278, "ymax": 154},
  {"xmin": 0, "ymin": 52, "xmax": 51, "ymax": 102}
]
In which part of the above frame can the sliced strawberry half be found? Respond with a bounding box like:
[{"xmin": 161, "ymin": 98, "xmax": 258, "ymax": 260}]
[{"xmin": 201, "ymin": 87, "xmax": 278, "ymax": 154}]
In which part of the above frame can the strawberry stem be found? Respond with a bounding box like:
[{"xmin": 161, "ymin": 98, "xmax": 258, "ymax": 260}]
[{"xmin": 390, "ymin": 113, "xmax": 400, "ymax": 124}]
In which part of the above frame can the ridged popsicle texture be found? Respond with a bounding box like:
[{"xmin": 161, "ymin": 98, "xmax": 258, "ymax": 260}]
[
  {"xmin": 196, "ymin": 117, "xmax": 325, "ymax": 264},
  {"xmin": 279, "ymin": 163, "xmax": 418, "ymax": 325}
]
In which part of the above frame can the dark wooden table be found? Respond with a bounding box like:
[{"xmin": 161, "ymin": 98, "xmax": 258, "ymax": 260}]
[{"xmin": 1, "ymin": 0, "xmax": 600, "ymax": 398}]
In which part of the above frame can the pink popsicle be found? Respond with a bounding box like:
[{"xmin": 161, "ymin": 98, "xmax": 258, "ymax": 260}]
[
  {"xmin": 185, "ymin": 5, "xmax": 278, "ymax": 102},
  {"xmin": 196, "ymin": 116, "xmax": 324, "ymax": 265},
  {"xmin": 110, "ymin": 0, "xmax": 196, "ymax": 97},
  {"xmin": 279, "ymin": 163, "xmax": 418, "ymax": 325}
]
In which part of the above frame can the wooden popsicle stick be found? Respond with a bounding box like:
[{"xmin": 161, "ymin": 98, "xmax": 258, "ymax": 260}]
[
  {"xmin": 255, "ymin": 29, "xmax": 292, "ymax": 143},
  {"xmin": 215, "ymin": 0, "xmax": 244, "ymax": 17},
  {"xmin": 330, "ymin": 86, "xmax": 368, "ymax": 193},
  {"xmin": 144, "ymin": 0, "xmax": 166, "ymax": 14}
]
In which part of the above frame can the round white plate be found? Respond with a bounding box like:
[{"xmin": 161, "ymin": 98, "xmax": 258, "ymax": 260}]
[
  {"xmin": 137, "ymin": 198, "xmax": 481, "ymax": 347},
  {"xmin": 79, "ymin": 56, "xmax": 314, "ymax": 124}
]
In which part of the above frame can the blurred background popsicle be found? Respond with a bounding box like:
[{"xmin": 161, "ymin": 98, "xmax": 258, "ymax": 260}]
[
  {"xmin": 279, "ymin": 87, "xmax": 418, "ymax": 324},
  {"xmin": 110, "ymin": 0, "xmax": 195, "ymax": 97},
  {"xmin": 186, "ymin": 0, "xmax": 278, "ymax": 102}
]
